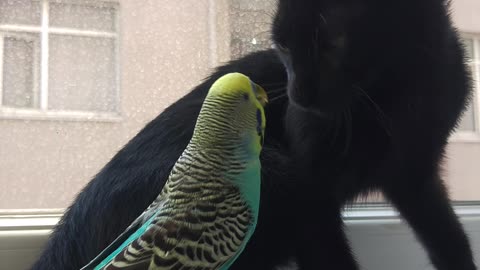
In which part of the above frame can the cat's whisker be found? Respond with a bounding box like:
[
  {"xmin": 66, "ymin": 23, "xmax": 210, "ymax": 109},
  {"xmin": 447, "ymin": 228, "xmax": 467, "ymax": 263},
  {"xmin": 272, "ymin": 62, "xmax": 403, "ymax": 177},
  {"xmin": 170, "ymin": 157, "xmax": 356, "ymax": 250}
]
[
  {"xmin": 319, "ymin": 12, "xmax": 327, "ymax": 25},
  {"xmin": 268, "ymin": 90, "xmax": 287, "ymax": 98},
  {"xmin": 352, "ymin": 85, "xmax": 388, "ymax": 120},
  {"xmin": 267, "ymin": 87, "xmax": 287, "ymax": 94},
  {"xmin": 352, "ymin": 84, "xmax": 392, "ymax": 136},
  {"xmin": 268, "ymin": 92, "xmax": 287, "ymax": 100},
  {"xmin": 248, "ymin": 9, "xmax": 278, "ymax": 21},
  {"xmin": 268, "ymin": 93, "xmax": 288, "ymax": 103},
  {"xmin": 261, "ymin": 82, "xmax": 287, "ymax": 87},
  {"xmin": 267, "ymin": 87, "xmax": 287, "ymax": 95},
  {"xmin": 251, "ymin": 30, "xmax": 273, "ymax": 40},
  {"xmin": 240, "ymin": 20, "xmax": 272, "ymax": 25}
]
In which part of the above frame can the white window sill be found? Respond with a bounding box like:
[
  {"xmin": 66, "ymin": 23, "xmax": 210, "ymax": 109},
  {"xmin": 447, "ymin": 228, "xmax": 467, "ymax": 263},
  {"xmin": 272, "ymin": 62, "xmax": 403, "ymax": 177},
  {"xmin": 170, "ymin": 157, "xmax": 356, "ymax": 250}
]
[
  {"xmin": 2, "ymin": 203, "xmax": 480, "ymax": 230},
  {"xmin": 1, "ymin": 204, "xmax": 480, "ymax": 270},
  {"xmin": 0, "ymin": 108, "xmax": 122, "ymax": 122},
  {"xmin": 343, "ymin": 202, "xmax": 480, "ymax": 222},
  {"xmin": 450, "ymin": 131, "xmax": 480, "ymax": 143}
]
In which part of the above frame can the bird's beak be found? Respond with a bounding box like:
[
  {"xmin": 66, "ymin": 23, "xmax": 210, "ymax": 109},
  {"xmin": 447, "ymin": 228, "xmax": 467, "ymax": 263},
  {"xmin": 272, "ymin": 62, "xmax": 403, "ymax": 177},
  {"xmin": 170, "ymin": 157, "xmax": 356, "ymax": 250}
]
[{"xmin": 254, "ymin": 84, "xmax": 268, "ymax": 107}]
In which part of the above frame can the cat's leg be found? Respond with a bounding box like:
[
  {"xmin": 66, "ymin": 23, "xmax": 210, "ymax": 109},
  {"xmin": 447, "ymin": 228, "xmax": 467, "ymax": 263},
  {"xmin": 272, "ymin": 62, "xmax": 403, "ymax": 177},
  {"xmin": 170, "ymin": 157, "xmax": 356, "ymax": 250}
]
[
  {"xmin": 383, "ymin": 170, "xmax": 477, "ymax": 270},
  {"xmin": 295, "ymin": 199, "xmax": 359, "ymax": 270}
]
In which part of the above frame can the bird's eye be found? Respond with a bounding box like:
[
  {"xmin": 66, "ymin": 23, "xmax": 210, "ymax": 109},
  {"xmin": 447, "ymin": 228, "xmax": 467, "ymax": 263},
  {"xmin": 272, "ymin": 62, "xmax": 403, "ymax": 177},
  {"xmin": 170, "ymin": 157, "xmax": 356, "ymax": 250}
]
[
  {"xmin": 250, "ymin": 81, "xmax": 260, "ymax": 97},
  {"xmin": 243, "ymin": 93, "xmax": 249, "ymax": 101}
]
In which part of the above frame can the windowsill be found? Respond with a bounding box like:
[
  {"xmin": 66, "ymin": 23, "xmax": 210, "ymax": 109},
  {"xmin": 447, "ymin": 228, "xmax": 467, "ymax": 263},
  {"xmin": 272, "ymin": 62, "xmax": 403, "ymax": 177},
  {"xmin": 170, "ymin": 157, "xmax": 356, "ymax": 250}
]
[
  {"xmin": 343, "ymin": 201, "xmax": 480, "ymax": 222},
  {"xmin": 2, "ymin": 203, "xmax": 480, "ymax": 230},
  {"xmin": 0, "ymin": 209, "xmax": 62, "ymax": 231},
  {"xmin": 0, "ymin": 108, "xmax": 122, "ymax": 122},
  {"xmin": 450, "ymin": 132, "xmax": 480, "ymax": 143}
]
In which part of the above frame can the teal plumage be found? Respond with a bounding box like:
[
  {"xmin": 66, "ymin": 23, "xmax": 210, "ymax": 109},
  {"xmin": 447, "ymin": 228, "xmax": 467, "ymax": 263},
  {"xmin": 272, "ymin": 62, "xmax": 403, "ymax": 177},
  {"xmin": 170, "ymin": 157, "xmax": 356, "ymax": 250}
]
[{"xmin": 80, "ymin": 73, "xmax": 268, "ymax": 270}]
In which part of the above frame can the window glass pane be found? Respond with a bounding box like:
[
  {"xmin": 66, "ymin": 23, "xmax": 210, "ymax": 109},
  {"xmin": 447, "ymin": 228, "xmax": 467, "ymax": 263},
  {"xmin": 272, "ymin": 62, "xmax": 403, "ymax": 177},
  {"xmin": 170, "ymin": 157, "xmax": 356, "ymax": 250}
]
[
  {"xmin": 229, "ymin": 0, "xmax": 275, "ymax": 58},
  {"xmin": 462, "ymin": 38, "xmax": 474, "ymax": 61},
  {"xmin": 48, "ymin": 35, "xmax": 116, "ymax": 112},
  {"xmin": 0, "ymin": 0, "xmax": 41, "ymax": 26},
  {"xmin": 49, "ymin": 2, "xmax": 116, "ymax": 32},
  {"xmin": 2, "ymin": 33, "xmax": 40, "ymax": 108},
  {"xmin": 457, "ymin": 63, "xmax": 477, "ymax": 132},
  {"xmin": 458, "ymin": 99, "xmax": 476, "ymax": 132}
]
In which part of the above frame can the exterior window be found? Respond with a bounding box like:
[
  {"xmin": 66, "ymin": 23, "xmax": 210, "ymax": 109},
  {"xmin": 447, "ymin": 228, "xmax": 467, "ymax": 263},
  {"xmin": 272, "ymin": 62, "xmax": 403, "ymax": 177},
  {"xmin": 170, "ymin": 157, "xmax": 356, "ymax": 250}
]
[
  {"xmin": 228, "ymin": 0, "xmax": 275, "ymax": 59},
  {"xmin": 457, "ymin": 36, "xmax": 480, "ymax": 137},
  {"xmin": 0, "ymin": 0, "xmax": 119, "ymax": 121}
]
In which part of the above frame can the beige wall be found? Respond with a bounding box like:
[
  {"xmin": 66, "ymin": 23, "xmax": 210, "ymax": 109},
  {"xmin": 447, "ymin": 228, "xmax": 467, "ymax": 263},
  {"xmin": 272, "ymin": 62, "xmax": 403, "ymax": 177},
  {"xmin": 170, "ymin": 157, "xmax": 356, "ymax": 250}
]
[
  {"xmin": 0, "ymin": 0, "xmax": 479, "ymax": 210},
  {"xmin": 447, "ymin": 144, "xmax": 480, "ymax": 201},
  {"xmin": 452, "ymin": 0, "xmax": 480, "ymax": 33}
]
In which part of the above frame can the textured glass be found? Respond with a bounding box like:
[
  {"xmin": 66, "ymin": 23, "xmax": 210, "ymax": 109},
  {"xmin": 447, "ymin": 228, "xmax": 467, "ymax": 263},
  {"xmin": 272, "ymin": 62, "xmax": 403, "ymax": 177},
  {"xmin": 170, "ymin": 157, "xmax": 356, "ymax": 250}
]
[
  {"xmin": 50, "ymin": 2, "xmax": 116, "ymax": 32},
  {"xmin": 48, "ymin": 35, "xmax": 116, "ymax": 112},
  {"xmin": 229, "ymin": 0, "xmax": 276, "ymax": 58},
  {"xmin": 0, "ymin": 0, "xmax": 41, "ymax": 25},
  {"xmin": 458, "ymin": 63, "xmax": 477, "ymax": 132},
  {"xmin": 2, "ymin": 34, "xmax": 40, "ymax": 108},
  {"xmin": 458, "ymin": 39, "xmax": 478, "ymax": 132},
  {"xmin": 459, "ymin": 99, "xmax": 476, "ymax": 132},
  {"xmin": 230, "ymin": 0, "xmax": 276, "ymax": 11},
  {"xmin": 463, "ymin": 38, "xmax": 474, "ymax": 61}
]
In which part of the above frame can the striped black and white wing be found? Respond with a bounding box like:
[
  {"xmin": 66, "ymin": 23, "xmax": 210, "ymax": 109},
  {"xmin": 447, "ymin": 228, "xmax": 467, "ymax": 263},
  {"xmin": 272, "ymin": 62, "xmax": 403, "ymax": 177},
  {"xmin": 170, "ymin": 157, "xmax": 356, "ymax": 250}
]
[
  {"xmin": 101, "ymin": 159, "xmax": 254, "ymax": 269},
  {"xmin": 80, "ymin": 198, "xmax": 168, "ymax": 270}
]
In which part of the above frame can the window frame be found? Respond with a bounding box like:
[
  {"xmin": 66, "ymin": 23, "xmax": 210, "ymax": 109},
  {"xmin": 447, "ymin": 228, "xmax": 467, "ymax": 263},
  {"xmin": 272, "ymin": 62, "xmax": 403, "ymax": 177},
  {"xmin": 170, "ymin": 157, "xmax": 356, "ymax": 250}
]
[
  {"xmin": 451, "ymin": 33, "xmax": 480, "ymax": 143},
  {"xmin": 0, "ymin": 0, "xmax": 121, "ymax": 122}
]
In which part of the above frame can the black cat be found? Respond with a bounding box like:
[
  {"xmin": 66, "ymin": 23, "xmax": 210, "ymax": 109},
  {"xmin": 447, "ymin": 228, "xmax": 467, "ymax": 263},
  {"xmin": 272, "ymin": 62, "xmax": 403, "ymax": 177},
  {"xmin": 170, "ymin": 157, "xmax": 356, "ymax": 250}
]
[
  {"xmin": 273, "ymin": 0, "xmax": 476, "ymax": 269},
  {"xmin": 32, "ymin": 0, "xmax": 476, "ymax": 270}
]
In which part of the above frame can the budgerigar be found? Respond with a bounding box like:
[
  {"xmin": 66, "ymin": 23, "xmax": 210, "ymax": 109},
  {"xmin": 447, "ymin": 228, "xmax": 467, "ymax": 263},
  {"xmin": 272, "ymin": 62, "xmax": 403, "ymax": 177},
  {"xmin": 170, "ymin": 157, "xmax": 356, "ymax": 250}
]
[{"xmin": 81, "ymin": 72, "xmax": 268, "ymax": 270}]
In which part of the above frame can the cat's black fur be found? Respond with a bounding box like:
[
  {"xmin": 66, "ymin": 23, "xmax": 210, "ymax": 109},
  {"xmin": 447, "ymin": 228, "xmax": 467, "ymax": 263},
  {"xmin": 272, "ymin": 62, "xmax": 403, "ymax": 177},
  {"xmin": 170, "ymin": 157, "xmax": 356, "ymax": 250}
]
[
  {"xmin": 273, "ymin": 0, "xmax": 476, "ymax": 269},
  {"xmin": 32, "ymin": 0, "xmax": 476, "ymax": 269}
]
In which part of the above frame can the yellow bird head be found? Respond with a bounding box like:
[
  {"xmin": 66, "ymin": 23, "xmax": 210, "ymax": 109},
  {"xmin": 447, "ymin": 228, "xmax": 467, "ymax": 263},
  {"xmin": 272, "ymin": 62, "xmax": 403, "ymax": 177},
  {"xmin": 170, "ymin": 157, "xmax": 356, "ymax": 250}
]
[{"xmin": 192, "ymin": 73, "xmax": 268, "ymax": 154}]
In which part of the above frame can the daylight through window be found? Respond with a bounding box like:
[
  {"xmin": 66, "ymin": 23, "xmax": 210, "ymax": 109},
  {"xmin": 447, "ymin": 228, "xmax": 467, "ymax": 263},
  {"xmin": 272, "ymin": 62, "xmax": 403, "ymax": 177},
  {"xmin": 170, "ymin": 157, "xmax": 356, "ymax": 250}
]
[
  {"xmin": 0, "ymin": 0, "xmax": 119, "ymax": 120},
  {"xmin": 458, "ymin": 35, "xmax": 480, "ymax": 135}
]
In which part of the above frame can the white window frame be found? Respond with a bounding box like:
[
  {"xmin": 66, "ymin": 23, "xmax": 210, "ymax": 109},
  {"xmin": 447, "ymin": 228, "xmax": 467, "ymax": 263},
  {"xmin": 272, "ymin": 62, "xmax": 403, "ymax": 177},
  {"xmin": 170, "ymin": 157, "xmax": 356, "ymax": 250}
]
[
  {"xmin": 0, "ymin": 0, "xmax": 121, "ymax": 122},
  {"xmin": 450, "ymin": 33, "xmax": 480, "ymax": 143}
]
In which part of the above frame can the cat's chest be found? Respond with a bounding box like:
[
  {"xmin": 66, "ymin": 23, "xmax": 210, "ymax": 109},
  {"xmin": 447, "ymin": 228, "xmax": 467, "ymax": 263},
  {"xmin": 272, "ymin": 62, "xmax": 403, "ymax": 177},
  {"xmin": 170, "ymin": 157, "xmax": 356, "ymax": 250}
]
[
  {"xmin": 316, "ymin": 107, "xmax": 391, "ymax": 158},
  {"xmin": 294, "ymin": 105, "xmax": 392, "ymax": 178}
]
